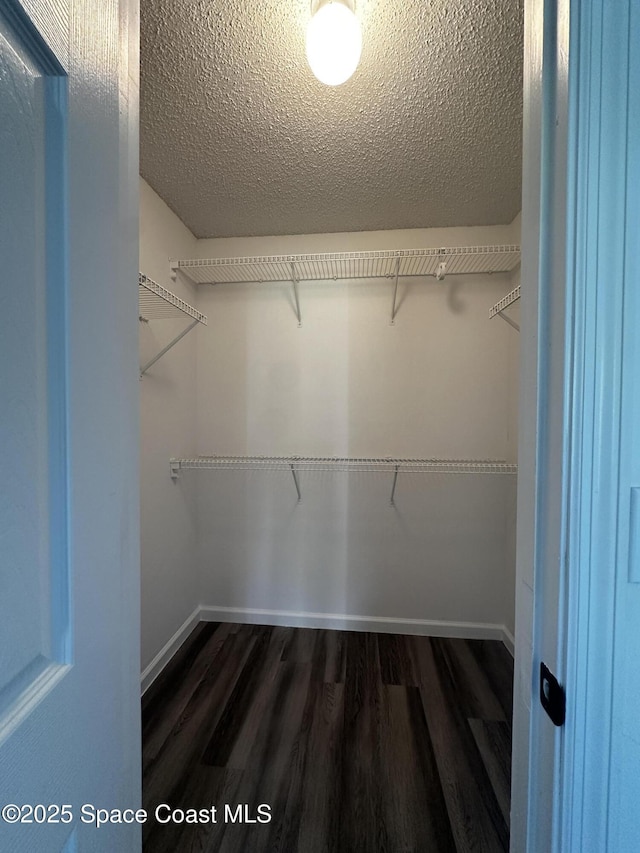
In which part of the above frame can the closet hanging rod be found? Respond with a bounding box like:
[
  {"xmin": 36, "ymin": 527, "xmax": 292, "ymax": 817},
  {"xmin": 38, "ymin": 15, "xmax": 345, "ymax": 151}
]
[{"xmin": 171, "ymin": 245, "xmax": 521, "ymax": 286}]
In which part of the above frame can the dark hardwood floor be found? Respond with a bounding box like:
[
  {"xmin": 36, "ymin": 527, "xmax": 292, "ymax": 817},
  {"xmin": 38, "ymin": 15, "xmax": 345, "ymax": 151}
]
[{"xmin": 142, "ymin": 623, "xmax": 513, "ymax": 853}]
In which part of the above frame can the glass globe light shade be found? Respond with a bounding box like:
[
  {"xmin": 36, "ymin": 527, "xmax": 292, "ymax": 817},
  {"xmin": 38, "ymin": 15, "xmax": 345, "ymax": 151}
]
[{"xmin": 305, "ymin": 2, "xmax": 362, "ymax": 86}]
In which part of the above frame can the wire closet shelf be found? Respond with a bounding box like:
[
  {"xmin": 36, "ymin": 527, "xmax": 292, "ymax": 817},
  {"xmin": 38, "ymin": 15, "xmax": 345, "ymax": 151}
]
[
  {"xmin": 170, "ymin": 455, "xmax": 518, "ymax": 474},
  {"xmin": 489, "ymin": 284, "xmax": 521, "ymax": 318},
  {"xmin": 138, "ymin": 273, "xmax": 207, "ymax": 376},
  {"xmin": 172, "ymin": 245, "xmax": 521, "ymax": 286},
  {"xmin": 489, "ymin": 283, "xmax": 521, "ymax": 331},
  {"xmin": 138, "ymin": 273, "xmax": 207, "ymax": 323},
  {"xmin": 169, "ymin": 456, "xmax": 518, "ymax": 503}
]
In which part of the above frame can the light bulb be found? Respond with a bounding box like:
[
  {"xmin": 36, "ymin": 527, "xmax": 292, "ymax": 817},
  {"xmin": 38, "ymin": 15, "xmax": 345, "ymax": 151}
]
[{"xmin": 306, "ymin": 2, "xmax": 362, "ymax": 86}]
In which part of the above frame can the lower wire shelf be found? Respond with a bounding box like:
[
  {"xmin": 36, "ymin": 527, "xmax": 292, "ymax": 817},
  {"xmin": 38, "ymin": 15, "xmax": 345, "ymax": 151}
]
[{"xmin": 169, "ymin": 455, "xmax": 517, "ymax": 504}]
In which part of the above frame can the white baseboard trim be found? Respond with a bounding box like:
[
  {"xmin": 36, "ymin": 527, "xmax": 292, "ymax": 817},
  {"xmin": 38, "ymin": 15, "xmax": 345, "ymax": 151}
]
[
  {"xmin": 501, "ymin": 626, "xmax": 515, "ymax": 657},
  {"xmin": 140, "ymin": 606, "xmax": 201, "ymax": 696},
  {"xmin": 141, "ymin": 606, "xmax": 515, "ymax": 695},
  {"xmin": 198, "ymin": 605, "xmax": 508, "ymax": 642}
]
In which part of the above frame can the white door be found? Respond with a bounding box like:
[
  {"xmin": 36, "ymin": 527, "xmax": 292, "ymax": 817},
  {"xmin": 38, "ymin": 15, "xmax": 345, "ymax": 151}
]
[
  {"xmin": 516, "ymin": 0, "xmax": 640, "ymax": 850},
  {"xmin": 558, "ymin": 0, "xmax": 640, "ymax": 849},
  {"xmin": 0, "ymin": 1, "xmax": 139, "ymax": 850}
]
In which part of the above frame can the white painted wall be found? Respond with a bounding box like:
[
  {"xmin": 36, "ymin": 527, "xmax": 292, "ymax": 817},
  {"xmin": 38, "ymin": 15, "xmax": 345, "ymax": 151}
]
[
  {"xmin": 191, "ymin": 226, "xmax": 518, "ymax": 635},
  {"xmin": 139, "ymin": 178, "xmax": 200, "ymax": 675}
]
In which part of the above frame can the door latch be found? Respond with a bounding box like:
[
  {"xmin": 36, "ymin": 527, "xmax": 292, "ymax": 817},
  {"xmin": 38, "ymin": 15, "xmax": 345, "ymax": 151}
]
[{"xmin": 540, "ymin": 662, "xmax": 566, "ymax": 726}]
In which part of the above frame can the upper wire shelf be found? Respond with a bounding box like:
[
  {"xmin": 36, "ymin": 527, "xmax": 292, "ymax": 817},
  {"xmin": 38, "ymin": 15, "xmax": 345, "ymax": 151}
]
[
  {"xmin": 173, "ymin": 246, "xmax": 521, "ymax": 286},
  {"xmin": 139, "ymin": 273, "xmax": 207, "ymax": 323},
  {"xmin": 169, "ymin": 455, "xmax": 518, "ymax": 503},
  {"xmin": 170, "ymin": 455, "xmax": 517, "ymax": 474},
  {"xmin": 489, "ymin": 284, "xmax": 521, "ymax": 319},
  {"xmin": 489, "ymin": 284, "xmax": 521, "ymax": 331},
  {"xmin": 172, "ymin": 246, "xmax": 521, "ymax": 327},
  {"xmin": 138, "ymin": 273, "xmax": 207, "ymax": 376}
]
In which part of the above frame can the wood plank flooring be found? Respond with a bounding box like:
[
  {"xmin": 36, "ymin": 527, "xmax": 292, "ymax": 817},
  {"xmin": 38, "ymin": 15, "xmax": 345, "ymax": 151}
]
[{"xmin": 142, "ymin": 624, "xmax": 513, "ymax": 853}]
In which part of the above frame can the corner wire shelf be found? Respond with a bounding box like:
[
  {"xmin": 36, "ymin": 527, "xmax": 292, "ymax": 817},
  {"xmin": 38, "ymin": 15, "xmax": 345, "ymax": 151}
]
[
  {"xmin": 171, "ymin": 245, "xmax": 521, "ymax": 326},
  {"xmin": 169, "ymin": 455, "xmax": 518, "ymax": 505},
  {"xmin": 489, "ymin": 284, "xmax": 521, "ymax": 331},
  {"xmin": 138, "ymin": 273, "xmax": 207, "ymax": 376}
]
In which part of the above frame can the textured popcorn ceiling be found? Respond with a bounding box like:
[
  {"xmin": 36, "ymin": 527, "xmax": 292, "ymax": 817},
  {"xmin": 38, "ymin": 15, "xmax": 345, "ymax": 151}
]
[{"xmin": 140, "ymin": 0, "xmax": 523, "ymax": 239}]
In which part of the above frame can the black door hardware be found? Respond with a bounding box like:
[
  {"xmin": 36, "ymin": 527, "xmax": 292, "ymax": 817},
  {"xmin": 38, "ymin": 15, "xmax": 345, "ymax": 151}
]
[{"xmin": 540, "ymin": 662, "xmax": 566, "ymax": 726}]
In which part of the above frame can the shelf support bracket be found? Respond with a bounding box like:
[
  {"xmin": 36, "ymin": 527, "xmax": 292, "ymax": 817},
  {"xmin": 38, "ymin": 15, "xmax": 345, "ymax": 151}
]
[
  {"xmin": 170, "ymin": 459, "xmax": 181, "ymax": 480},
  {"xmin": 140, "ymin": 318, "xmax": 199, "ymax": 377},
  {"xmin": 498, "ymin": 311, "xmax": 520, "ymax": 331},
  {"xmin": 290, "ymin": 463, "xmax": 301, "ymax": 501},
  {"xmin": 390, "ymin": 464, "xmax": 399, "ymax": 505},
  {"xmin": 290, "ymin": 262, "xmax": 302, "ymax": 327},
  {"xmin": 390, "ymin": 257, "xmax": 401, "ymax": 324}
]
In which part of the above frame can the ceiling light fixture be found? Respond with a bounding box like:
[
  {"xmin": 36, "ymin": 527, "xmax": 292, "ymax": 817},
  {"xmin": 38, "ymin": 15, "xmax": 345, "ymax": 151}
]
[{"xmin": 306, "ymin": 0, "xmax": 362, "ymax": 87}]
